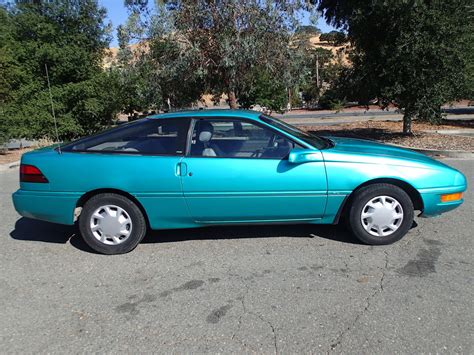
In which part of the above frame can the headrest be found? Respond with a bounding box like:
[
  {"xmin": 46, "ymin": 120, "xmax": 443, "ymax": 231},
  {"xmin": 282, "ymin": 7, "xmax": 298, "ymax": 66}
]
[
  {"xmin": 198, "ymin": 121, "xmax": 214, "ymax": 143},
  {"xmin": 199, "ymin": 131, "xmax": 212, "ymax": 143}
]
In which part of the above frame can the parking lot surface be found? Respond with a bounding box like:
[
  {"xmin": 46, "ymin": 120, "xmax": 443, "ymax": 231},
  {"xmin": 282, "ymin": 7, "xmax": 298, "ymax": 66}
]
[{"xmin": 0, "ymin": 159, "xmax": 473, "ymax": 353}]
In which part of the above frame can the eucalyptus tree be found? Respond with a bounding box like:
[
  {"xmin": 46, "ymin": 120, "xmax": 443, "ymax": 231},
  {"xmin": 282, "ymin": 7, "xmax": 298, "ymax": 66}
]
[{"xmin": 120, "ymin": 0, "xmax": 317, "ymax": 109}]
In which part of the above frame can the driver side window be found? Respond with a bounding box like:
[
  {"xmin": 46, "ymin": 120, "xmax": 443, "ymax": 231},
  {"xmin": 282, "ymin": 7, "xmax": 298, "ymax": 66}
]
[{"xmin": 190, "ymin": 119, "xmax": 302, "ymax": 159}]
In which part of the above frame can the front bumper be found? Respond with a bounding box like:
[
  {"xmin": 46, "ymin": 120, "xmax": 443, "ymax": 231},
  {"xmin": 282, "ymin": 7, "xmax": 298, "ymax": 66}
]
[
  {"xmin": 419, "ymin": 185, "xmax": 466, "ymax": 217},
  {"xmin": 12, "ymin": 190, "xmax": 81, "ymax": 225}
]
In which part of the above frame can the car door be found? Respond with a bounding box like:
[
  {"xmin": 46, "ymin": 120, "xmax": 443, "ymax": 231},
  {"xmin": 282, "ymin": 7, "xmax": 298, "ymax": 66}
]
[{"xmin": 179, "ymin": 118, "xmax": 327, "ymax": 223}]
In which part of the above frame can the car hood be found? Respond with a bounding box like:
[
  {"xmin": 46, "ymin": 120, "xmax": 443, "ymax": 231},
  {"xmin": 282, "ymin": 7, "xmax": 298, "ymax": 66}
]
[{"xmin": 321, "ymin": 136, "xmax": 446, "ymax": 168}]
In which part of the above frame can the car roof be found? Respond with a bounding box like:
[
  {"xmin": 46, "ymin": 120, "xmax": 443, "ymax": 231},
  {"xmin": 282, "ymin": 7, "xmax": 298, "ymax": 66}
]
[{"xmin": 148, "ymin": 109, "xmax": 263, "ymax": 121}]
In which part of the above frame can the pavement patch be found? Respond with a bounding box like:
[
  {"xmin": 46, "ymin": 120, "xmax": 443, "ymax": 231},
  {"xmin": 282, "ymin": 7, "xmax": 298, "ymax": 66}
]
[
  {"xmin": 206, "ymin": 304, "xmax": 233, "ymax": 324},
  {"xmin": 397, "ymin": 246, "xmax": 442, "ymax": 277},
  {"xmin": 115, "ymin": 293, "xmax": 157, "ymax": 316},
  {"xmin": 159, "ymin": 279, "xmax": 205, "ymax": 297}
]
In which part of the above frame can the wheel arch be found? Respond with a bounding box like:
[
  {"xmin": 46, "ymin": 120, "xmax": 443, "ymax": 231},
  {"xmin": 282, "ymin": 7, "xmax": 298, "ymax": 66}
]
[
  {"xmin": 74, "ymin": 188, "xmax": 150, "ymax": 228},
  {"xmin": 333, "ymin": 178, "xmax": 423, "ymax": 224}
]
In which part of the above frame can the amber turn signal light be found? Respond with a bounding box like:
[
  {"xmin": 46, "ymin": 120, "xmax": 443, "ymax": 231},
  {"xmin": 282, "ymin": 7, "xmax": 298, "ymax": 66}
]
[{"xmin": 440, "ymin": 192, "xmax": 463, "ymax": 203}]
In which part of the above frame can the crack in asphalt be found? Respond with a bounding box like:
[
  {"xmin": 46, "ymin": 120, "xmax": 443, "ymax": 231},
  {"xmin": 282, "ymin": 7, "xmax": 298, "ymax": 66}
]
[
  {"xmin": 253, "ymin": 311, "xmax": 278, "ymax": 355},
  {"xmin": 232, "ymin": 277, "xmax": 279, "ymax": 354},
  {"xmin": 380, "ymin": 250, "xmax": 389, "ymax": 291},
  {"xmin": 326, "ymin": 224, "xmax": 451, "ymax": 352},
  {"xmin": 328, "ymin": 249, "xmax": 390, "ymax": 352},
  {"xmin": 231, "ymin": 280, "xmax": 249, "ymax": 345}
]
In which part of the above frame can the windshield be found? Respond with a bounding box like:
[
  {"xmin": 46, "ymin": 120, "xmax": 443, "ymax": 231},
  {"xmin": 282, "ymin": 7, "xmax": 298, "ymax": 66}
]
[{"xmin": 260, "ymin": 115, "xmax": 331, "ymax": 150}]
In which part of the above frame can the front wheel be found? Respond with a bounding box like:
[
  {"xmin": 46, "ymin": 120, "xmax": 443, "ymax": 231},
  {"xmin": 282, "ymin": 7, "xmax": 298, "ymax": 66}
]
[
  {"xmin": 79, "ymin": 193, "xmax": 147, "ymax": 254},
  {"xmin": 348, "ymin": 184, "xmax": 414, "ymax": 245}
]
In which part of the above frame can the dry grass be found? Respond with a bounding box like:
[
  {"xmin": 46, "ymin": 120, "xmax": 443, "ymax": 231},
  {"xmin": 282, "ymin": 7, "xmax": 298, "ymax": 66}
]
[
  {"xmin": 0, "ymin": 148, "xmax": 34, "ymax": 165},
  {"xmin": 0, "ymin": 139, "xmax": 56, "ymax": 165}
]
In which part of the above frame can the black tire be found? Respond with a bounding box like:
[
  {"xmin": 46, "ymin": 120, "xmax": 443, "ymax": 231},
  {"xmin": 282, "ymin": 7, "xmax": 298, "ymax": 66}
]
[
  {"xmin": 348, "ymin": 183, "xmax": 414, "ymax": 245},
  {"xmin": 79, "ymin": 193, "xmax": 147, "ymax": 254}
]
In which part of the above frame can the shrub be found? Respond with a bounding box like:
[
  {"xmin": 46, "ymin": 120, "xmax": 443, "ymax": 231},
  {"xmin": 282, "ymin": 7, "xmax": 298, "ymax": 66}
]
[{"xmin": 318, "ymin": 91, "xmax": 346, "ymax": 111}]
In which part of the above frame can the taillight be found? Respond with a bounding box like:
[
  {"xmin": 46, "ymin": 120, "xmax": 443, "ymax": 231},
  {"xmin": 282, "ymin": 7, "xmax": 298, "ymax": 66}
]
[{"xmin": 20, "ymin": 164, "xmax": 49, "ymax": 183}]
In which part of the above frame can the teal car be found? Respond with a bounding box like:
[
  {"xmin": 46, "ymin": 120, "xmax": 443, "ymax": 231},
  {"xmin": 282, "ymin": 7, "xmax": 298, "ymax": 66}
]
[{"xmin": 12, "ymin": 110, "xmax": 467, "ymax": 254}]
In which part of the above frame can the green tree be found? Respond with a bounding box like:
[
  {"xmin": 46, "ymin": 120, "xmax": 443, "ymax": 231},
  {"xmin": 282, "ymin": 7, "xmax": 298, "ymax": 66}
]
[
  {"xmin": 120, "ymin": 0, "xmax": 317, "ymax": 109},
  {"xmin": 116, "ymin": 2, "xmax": 205, "ymax": 111},
  {"xmin": 317, "ymin": 0, "xmax": 472, "ymax": 134},
  {"xmin": 295, "ymin": 25, "xmax": 321, "ymax": 36},
  {"xmin": 113, "ymin": 41, "xmax": 162, "ymax": 116},
  {"xmin": 464, "ymin": 3, "xmax": 474, "ymax": 101},
  {"xmin": 299, "ymin": 47, "xmax": 340, "ymax": 105},
  {"xmin": 290, "ymin": 28, "xmax": 345, "ymax": 106},
  {"xmin": 319, "ymin": 30, "xmax": 346, "ymax": 46},
  {"xmin": 0, "ymin": 1, "xmax": 120, "ymax": 140},
  {"xmin": 238, "ymin": 70, "xmax": 288, "ymax": 112}
]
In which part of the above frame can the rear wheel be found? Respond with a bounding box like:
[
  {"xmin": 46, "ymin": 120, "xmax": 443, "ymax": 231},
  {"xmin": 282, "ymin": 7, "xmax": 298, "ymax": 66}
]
[
  {"xmin": 348, "ymin": 184, "xmax": 414, "ymax": 245},
  {"xmin": 79, "ymin": 193, "xmax": 147, "ymax": 254}
]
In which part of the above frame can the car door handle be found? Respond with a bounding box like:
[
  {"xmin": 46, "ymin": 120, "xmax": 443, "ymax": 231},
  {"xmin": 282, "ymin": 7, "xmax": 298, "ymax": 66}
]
[{"xmin": 176, "ymin": 162, "xmax": 188, "ymax": 177}]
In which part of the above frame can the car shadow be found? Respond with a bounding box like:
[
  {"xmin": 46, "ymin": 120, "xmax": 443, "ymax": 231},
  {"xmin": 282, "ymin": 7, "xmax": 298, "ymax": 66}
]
[
  {"xmin": 9, "ymin": 217, "xmax": 95, "ymax": 253},
  {"xmin": 144, "ymin": 223, "xmax": 361, "ymax": 245},
  {"xmin": 10, "ymin": 217, "xmax": 366, "ymax": 254}
]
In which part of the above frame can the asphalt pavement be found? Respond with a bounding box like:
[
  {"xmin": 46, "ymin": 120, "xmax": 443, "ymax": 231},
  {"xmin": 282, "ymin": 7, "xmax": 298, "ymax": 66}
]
[{"xmin": 0, "ymin": 159, "xmax": 473, "ymax": 353}]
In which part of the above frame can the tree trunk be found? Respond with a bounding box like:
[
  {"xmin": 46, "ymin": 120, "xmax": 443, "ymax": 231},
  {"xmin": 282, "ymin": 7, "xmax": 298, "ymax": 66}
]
[
  {"xmin": 228, "ymin": 90, "xmax": 238, "ymax": 109},
  {"xmin": 403, "ymin": 113, "xmax": 413, "ymax": 135},
  {"xmin": 287, "ymin": 88, "xmax": 292, "ymax": 111},
  {"xmin": 316, "ymin": 54, "xmax": 320, "ymax": 88}
]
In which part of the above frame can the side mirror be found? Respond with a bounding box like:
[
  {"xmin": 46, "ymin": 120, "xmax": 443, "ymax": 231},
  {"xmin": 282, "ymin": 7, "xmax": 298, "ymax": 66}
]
[{"xmin": 288, "ymin": 149, "xmax": 323, "ymax": 164}]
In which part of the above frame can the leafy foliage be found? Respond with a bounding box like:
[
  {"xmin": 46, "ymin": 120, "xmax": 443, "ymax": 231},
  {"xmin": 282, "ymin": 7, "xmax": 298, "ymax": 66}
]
[
  {"xmin": 238, "ymin": 70, "xmax": 288, "ymax": 112},
  {"xmin": 317, "ymin": 88, "xmax": 345, "ymax": 111},
  {"xmin": 295, "ymin": 25, "xmax": 321, "ymax": 35},
  {"xmin": 113, "ymin": 45, "xmax": 163, "ymax": 115},
  {"xmin": 464, "ymin": 3, "xmax": 474, "ymax": 100},
  {"xmin": 298, "ymin": 47, "xmax": 342, "ymax": 105},
  {"xmin": 319, "ymin": 30, "xmax": 346, "ymax": 46},
  {"xmin": 317, "ymin": 0, "xmax": 473, "ymax": 133},
  {"xmin": 289, "ymin": 27, "xmax": 346, "ymax": 107},
  {"xmin": 120, "ymin": 0, "xmax": 317, "ymax": 109},
  {"xmin": 0, "ymin": 1, "xmax": 120, "ymax": 140}
]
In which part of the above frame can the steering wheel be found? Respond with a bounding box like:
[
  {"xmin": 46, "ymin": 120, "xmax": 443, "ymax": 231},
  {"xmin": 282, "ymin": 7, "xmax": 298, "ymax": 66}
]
[
  {"xmin": 251, "ymin": 134, "xmax": 279, "ymax": 158},
  {"xmin": 267, "ymin": 133, "xmax": 277, "ymax": 148},
  {"xmin": 251, "ymin": 134, "xmax": 285, "ymax": 158}
]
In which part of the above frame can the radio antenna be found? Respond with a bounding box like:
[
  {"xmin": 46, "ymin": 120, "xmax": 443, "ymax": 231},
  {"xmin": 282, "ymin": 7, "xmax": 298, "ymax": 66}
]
[{"xmin": 45, "ymin": 63, "xmax": 61, "ymax": 154}]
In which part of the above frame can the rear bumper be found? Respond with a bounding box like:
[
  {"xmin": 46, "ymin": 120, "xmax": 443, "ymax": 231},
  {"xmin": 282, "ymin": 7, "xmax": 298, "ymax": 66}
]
[
  {"xmin": 419, "ymin": 185, "xmax": 466, "ymax": 217},
  {"xmin": 12, "ymin": 190, "xmax": 81, "ymax": 225}
]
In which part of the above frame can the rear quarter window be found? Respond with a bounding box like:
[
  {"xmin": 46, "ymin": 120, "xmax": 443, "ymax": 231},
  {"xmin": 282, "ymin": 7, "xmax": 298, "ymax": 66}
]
[{"xmin": 61, "ymin": 118, "xmax": 190, "ymax": 156}]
